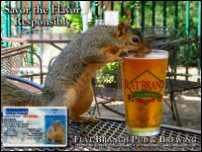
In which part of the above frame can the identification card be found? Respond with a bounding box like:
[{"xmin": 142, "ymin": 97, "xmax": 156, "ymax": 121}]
[{"xmin": 2, "ymin": 107, "xmax": 68, "ymax": 147}]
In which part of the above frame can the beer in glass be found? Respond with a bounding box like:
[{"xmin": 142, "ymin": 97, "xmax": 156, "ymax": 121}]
[{"xmin": 121, "ymin": 50, "xmax": 168, "ymax": 136}]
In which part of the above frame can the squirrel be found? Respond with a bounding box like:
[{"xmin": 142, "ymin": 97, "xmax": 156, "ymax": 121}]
[
  {"xmin": 1, "ymin": 22, "xmax": 151, "ymax": 122},
  {"xmin": 47, "ymin": 122, "xmax": 65, "ymax": 144}
]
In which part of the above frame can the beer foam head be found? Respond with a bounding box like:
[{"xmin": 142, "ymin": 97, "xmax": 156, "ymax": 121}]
[
  {"xmin": 128, "ymin": 49, "xmax": 168, "ymax": 59},
  {"xmin": 144, "ymin": 49, "xmax": 168, "ymax": 59}
]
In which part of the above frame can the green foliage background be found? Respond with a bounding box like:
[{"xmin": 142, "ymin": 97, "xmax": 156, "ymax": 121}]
[
  {"xmin": 63, "ymin": 1, "xmax": 200, "ymax": 87},
  {"xmin": 93, "ymin": 1, "xmax": 200, "ymax": 87}
]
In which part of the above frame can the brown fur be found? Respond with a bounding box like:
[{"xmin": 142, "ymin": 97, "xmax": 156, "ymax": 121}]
[
  {"xmin": 47, "ymin": 122, "xmax": 65, "ymax": 144},
  {"xmin": 1, "ymin": 23, "xmax": 151, "ymax": 123},
  {"xmin": 64, "ymin": 64, "xmax": 102, "ymax": 122}
]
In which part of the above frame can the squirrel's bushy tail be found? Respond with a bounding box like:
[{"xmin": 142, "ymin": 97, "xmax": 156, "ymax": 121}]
[{"xmin": 1, "ymin": 76, "xmax": 49, "ymax": 107}]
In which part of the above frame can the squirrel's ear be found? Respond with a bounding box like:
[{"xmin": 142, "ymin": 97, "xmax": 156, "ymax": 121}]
[
  {"xmin": 116, "ymin": 10, "xmax": 131, "ymax": 37},
  {"xmin": 117, "ymin": 22, "xmax": 129, "ymax": 37}
]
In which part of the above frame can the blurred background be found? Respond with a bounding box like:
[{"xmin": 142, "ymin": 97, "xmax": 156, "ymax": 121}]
[{"xmin": 1, "ymin": 1, "xmax": 201, "ymax": 130}]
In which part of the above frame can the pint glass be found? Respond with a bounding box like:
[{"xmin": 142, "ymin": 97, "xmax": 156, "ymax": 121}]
[{"xmin": 121, "ymin": 50, "xmax": 168, "ymax": 136}]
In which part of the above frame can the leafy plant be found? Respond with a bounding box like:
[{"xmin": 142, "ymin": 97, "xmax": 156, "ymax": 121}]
[
  {"xmin": 96, "ymin": 62, "xmax": 121, "ymax": 88},
  {"xmin": 64, "ymin": 14, "xmax": 83, "ymax": 33}
]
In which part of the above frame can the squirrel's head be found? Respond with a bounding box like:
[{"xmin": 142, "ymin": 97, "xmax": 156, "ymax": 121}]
[
  {"xmin": 81, "ymin": 22, "xmax": 151, "ymax": 64},
  {"xmin": 101, "ymin": 22, "xmax": 151, "ymax": 63}
]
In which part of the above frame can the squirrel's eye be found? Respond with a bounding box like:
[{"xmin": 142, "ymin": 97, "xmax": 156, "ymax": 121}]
[{"xmin": 132, "ymin": 37, "xmax": 140, "ymax": 43}]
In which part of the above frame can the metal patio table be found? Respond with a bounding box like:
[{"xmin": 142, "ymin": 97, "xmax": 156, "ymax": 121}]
[{"xmin": 1, "ymin": 117, "xmax": 201, "ymax": 151}]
